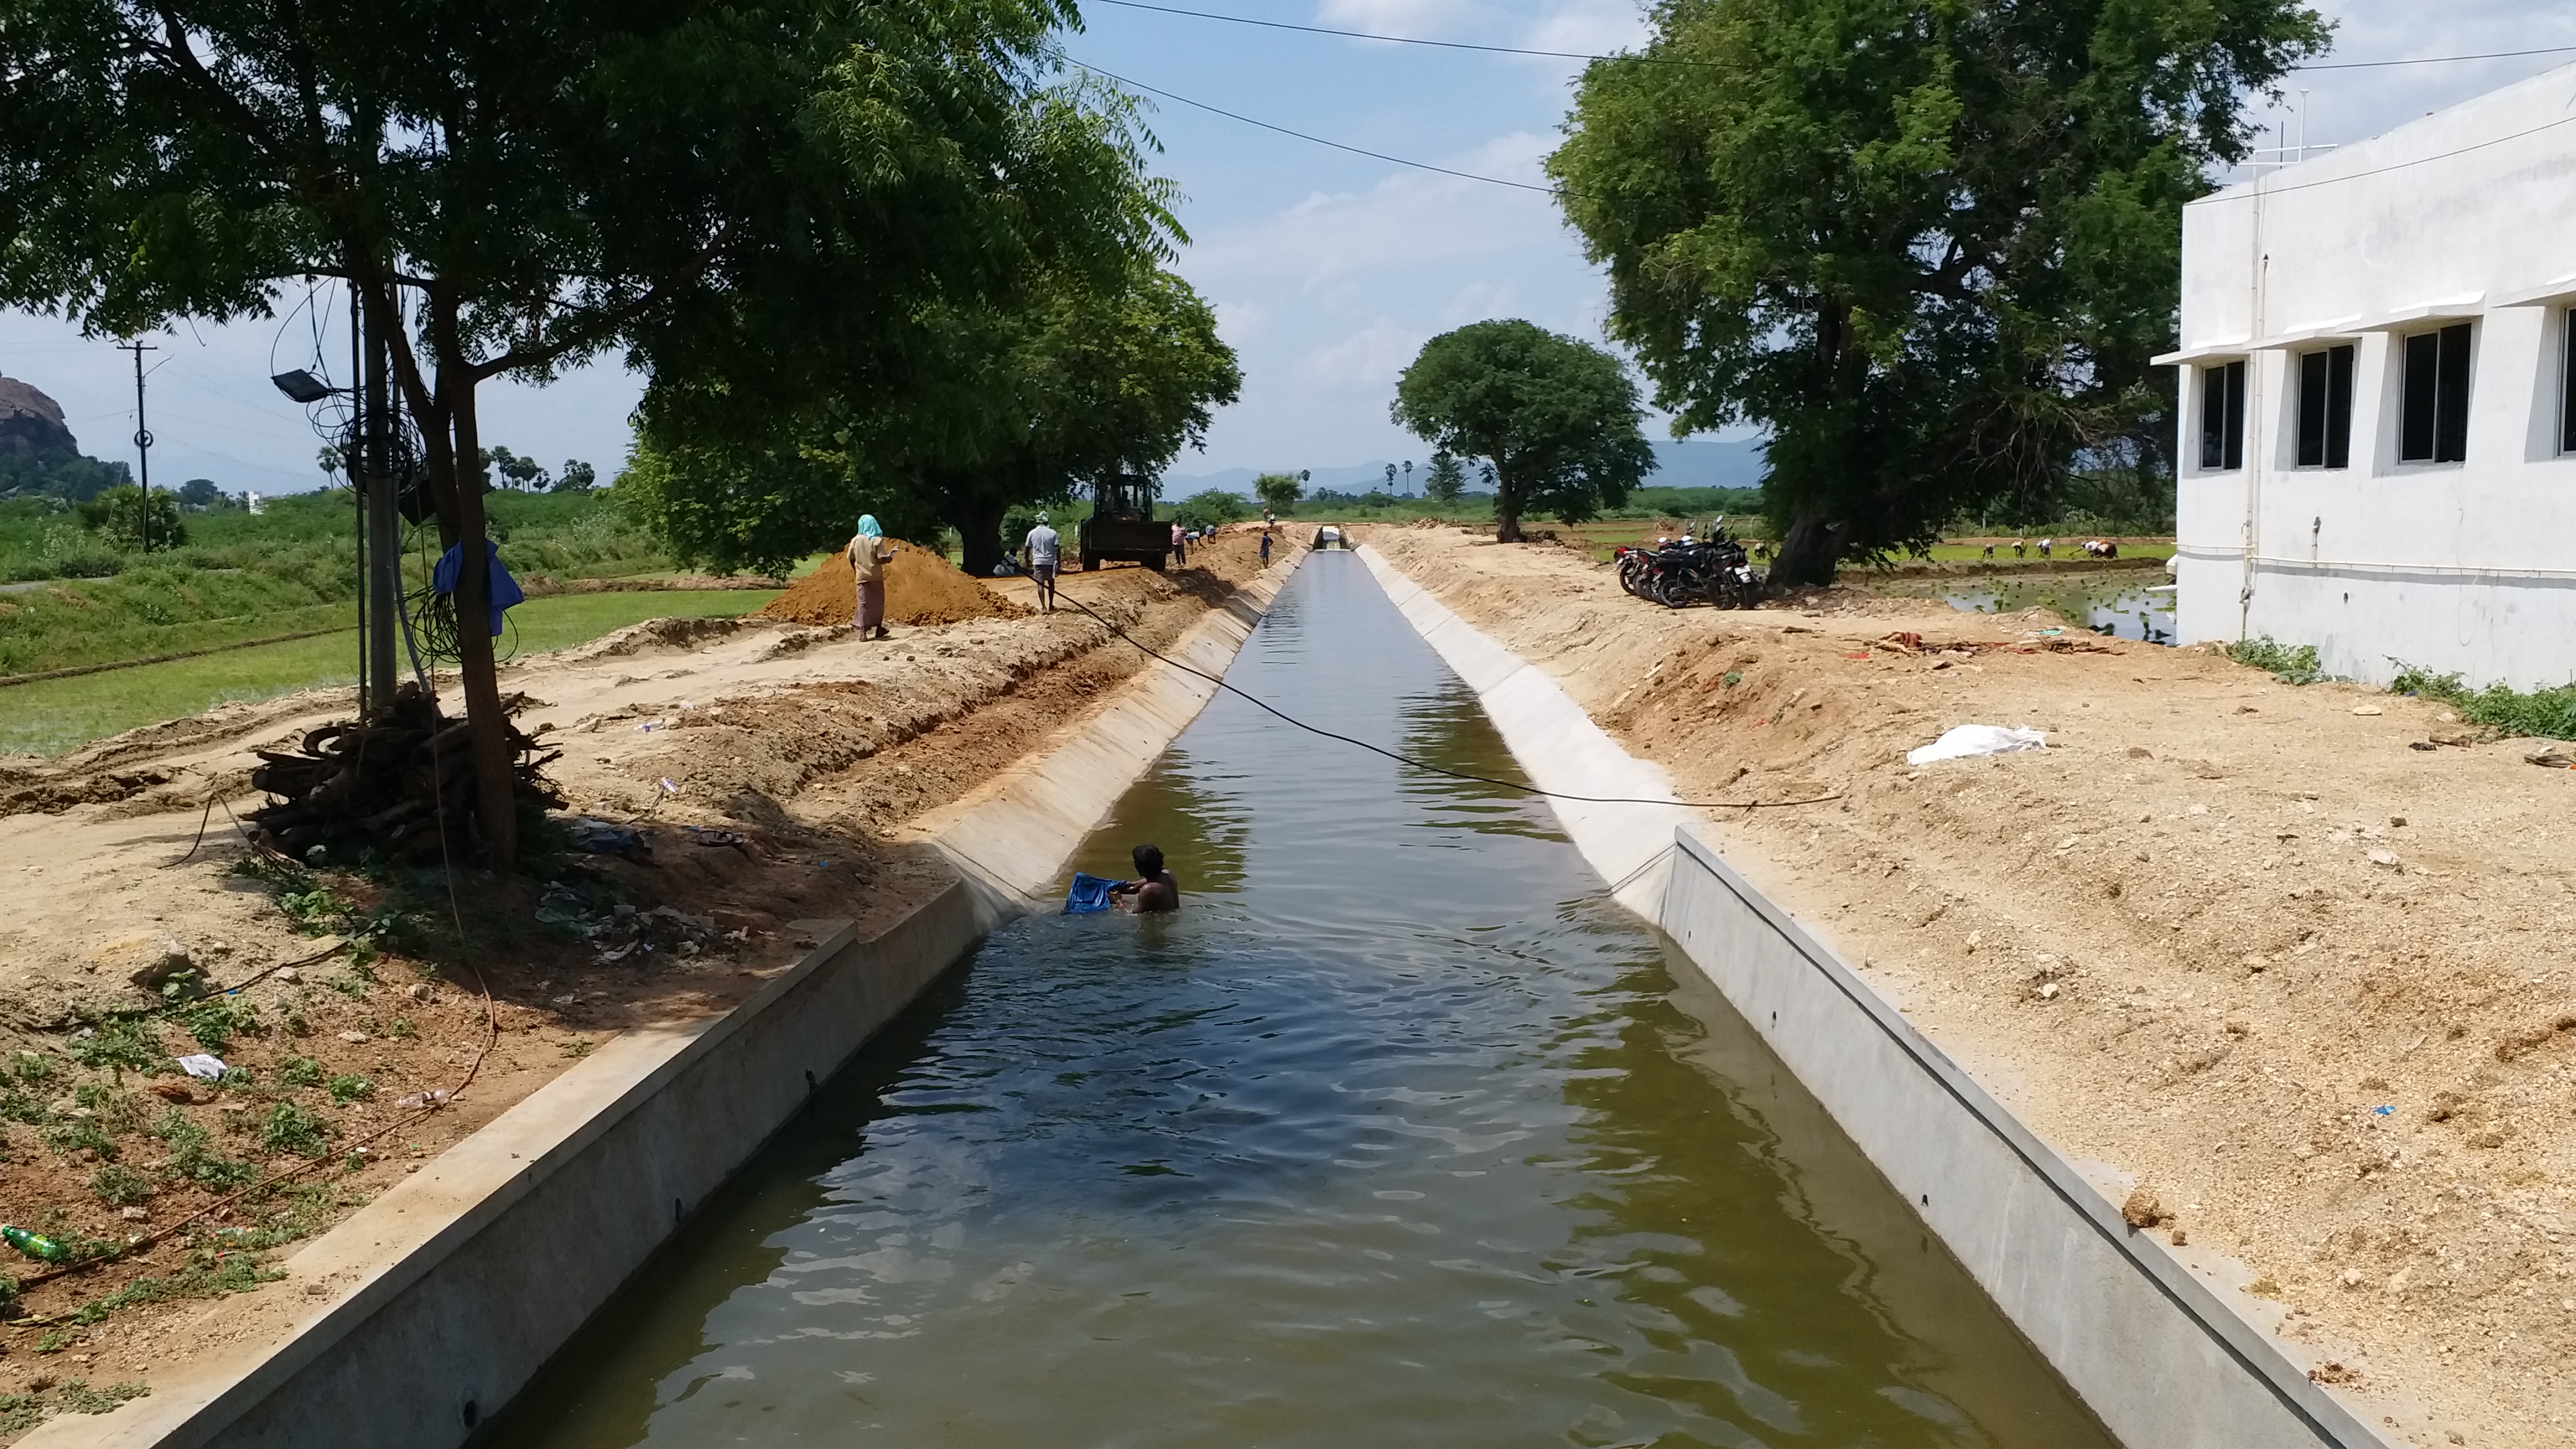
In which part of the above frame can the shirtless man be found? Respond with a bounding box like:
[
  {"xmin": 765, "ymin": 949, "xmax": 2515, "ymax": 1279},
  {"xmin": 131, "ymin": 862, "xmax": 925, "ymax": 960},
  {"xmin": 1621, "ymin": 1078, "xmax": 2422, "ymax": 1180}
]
[{"xmin": 1109, "ymin": 843, "xmax": 1179, "ymax": 913}]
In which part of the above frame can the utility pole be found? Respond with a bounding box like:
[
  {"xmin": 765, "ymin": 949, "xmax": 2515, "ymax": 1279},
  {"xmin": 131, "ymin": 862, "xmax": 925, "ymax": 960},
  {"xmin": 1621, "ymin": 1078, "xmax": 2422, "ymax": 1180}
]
[
  {"xmin": 118, "ymin": 339, "xmax": 157, "ymax": 552},
  {"xmin": 362, "ymin": 287, "xmax": 398, "ymax": 716}
]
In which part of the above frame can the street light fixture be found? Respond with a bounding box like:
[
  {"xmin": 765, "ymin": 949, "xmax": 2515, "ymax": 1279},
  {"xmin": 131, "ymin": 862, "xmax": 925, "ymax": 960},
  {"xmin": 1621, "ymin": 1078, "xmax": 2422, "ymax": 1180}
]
[{"xmin": 269, "ymin": 368, "xmax": 340, "ymax": 404}]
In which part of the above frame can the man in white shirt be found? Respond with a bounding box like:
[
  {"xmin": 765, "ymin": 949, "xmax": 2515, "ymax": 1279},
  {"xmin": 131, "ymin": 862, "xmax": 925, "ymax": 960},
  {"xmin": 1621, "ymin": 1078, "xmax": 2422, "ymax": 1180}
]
[{"xmin": 1024, "ymin": 514, "xmax": 1060, "ymax": 613}]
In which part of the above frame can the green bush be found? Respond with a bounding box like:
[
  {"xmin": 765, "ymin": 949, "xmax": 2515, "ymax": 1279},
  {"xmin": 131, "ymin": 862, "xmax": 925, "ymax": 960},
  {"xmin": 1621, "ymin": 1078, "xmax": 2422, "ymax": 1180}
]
[
  {"xmin": 2226, "ymin": 637, "xmax": 2326, "ymax": 685},
  {"xmin": 87, "ymin": 1164, "xmax": 154, "ymax": 1207},
  {"xmin": 275, "ymin": 1055, "xmax": 323, "ymax": 1088},
  {"xmin": 326, "ymin": 1073, "xmax": 373, "ymax": 1104},
  {"xmin": 261, "ymin": 1102, "xmax": 333, "ymax": 1159},
  {"xmin": 2390, "ymin": 665, "xmax": 2576, "ymax": 740},
  {"xmin": 63, "ymin": 1017, "xmax": 161, "ymax": 1076},
  {"xmin": 153, "ymin": 1107, "xmax": 255, "ymax": 1189}
]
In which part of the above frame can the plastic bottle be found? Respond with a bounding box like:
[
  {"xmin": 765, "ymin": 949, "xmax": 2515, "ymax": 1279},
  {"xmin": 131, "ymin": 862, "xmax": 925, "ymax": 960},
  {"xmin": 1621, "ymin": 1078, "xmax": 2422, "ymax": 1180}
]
[{"xmin": 2, "ymin": 1225, "xmax": 71, "ymax": 1263}]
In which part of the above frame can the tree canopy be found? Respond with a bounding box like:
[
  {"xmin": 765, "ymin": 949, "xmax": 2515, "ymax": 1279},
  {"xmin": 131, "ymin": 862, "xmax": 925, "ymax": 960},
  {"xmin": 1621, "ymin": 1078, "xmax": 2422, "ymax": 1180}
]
[
  {"xmin": 1549, "ymin": 0, "xmax": 2328, "ymax": 583},
  {"xmin": 0, "ymin": 0, "xmax": 1170, "ymax": 860},
  {"xmin": 629, "ymin": 261, "xmax": 1239, "ymax": 577},
  {"xmin": 1391, "ymin": 320, "xmax": 1654, "ymax": 542},
  {"xmin": 1253, "ymin": 472, "xmax": 1302, "ymax": 514}
]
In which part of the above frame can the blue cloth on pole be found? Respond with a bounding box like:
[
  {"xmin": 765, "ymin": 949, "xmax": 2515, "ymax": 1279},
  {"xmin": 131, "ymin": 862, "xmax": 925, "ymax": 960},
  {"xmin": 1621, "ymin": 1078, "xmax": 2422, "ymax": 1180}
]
[
  {"xmin": 431, "ymin": 541, "xmax": 527, "ymax": 637},
  {"xmin": 1064, "ymin": 872, "xmax": 1120, "ymax": 914}
]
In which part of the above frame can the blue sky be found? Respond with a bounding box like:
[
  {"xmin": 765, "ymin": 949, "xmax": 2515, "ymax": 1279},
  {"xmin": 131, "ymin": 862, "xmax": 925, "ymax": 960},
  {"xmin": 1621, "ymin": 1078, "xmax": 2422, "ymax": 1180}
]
[{"xmin": 2, "ymin": 1, "xmax": 2570, "ymax": 495}]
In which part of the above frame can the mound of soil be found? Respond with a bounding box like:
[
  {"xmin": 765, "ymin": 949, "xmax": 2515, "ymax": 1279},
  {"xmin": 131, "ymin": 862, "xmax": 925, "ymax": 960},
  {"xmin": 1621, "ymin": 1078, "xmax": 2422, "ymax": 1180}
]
[{"xmin": 757, "ymin": 543, "xmax": 1030, "ymax": 628}]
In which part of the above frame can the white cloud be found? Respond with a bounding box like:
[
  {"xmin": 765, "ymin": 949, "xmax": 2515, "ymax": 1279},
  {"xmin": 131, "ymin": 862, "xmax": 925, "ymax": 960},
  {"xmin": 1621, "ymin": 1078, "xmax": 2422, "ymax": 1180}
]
[
  {"xmin": 1212, "ymin": 299, "xmax": 1267, "ymax": 345},
  {"xmin": 1314, "ymin": 0, "xmax": 1478, "ymax": 41},
  {"xmin": 1298, "ymin": 319, "xmax": 1427, "ymax": 387}
]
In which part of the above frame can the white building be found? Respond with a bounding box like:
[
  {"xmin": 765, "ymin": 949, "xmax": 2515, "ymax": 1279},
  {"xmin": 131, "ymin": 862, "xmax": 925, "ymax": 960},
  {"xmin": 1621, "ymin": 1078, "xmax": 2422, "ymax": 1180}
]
[{"xmin": 2163, "ymin": 63, "xmax": 2576, "ymax": 688}]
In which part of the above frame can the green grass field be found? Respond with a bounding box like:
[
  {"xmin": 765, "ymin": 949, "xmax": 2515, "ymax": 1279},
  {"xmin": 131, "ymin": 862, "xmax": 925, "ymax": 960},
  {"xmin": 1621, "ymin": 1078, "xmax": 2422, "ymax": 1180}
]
[{"xmin": 1, "ymin": 589, "xmax": 777, "ymax": 757}]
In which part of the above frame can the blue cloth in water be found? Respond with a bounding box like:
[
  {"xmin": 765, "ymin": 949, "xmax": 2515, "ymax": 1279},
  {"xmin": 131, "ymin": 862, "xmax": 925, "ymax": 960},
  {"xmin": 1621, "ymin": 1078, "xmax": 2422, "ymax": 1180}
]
[{"xmin": 1063, "ymin": 872, "xmax": 1120, "ymax": 914}]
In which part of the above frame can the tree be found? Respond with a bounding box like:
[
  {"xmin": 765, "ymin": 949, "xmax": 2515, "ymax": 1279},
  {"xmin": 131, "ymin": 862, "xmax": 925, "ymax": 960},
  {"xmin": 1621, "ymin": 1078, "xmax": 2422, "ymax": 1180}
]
[
  {"xmin": 176, "ymin": 477, "xmax": 224, "ymax": 509},
  {"xmin": 1253, "ymin": 472, "xmax": 1303, "ymax": 515},
  {"xmin": 1391, "ymin": 320, "xmax": 1654, "ymax": 542},
  {"xmin": 553, "ymin": 460, "xmax": 598, "ymax": 493},
  {"xmin": 1402, "ymin": 459, "xmax": 1413, "ymax": 493},
  {"xmin": 1423, "ymin": 450, "xmax": 1466, "ymax": 505},
  {"xmin": 0, "ymin": 0, "xmax": 1160, "ymax": 864},
  {"xmin": 1171, "ymin": 489, "xmax": 1245, "ymax": 531},
  {"xmin": 482, "ymin": 447, "xmax": 550, "ymax": 493},
  {"xmin": 630, "ymin": 262, "xmax": 1238, "ymax": 577},
  {"xmin": 1549, "ymin": 0, "xmax": 2327, "ymax": 584},
  {"xmin": 77, "ymin": 484, "xmax": 183, "ymax": 551},
  {"xmin": 1384, "ymin": 462, "xmax": 1398, "ymax": 493}
]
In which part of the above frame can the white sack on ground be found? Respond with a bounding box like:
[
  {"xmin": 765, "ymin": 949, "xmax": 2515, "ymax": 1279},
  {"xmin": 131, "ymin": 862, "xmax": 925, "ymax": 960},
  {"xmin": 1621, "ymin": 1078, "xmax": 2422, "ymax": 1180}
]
[{"xmin": 1907, "ymin": 724, "xmax": 2047, "ymax": 766}]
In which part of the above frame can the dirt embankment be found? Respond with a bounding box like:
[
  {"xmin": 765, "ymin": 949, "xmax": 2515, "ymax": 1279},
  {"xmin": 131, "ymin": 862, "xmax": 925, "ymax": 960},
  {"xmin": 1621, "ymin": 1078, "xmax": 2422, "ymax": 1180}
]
[
  {"xmin": 756, "ymin": 541, "xmax": 1029, "ymax": 628},
  {"xmin": 0, "ymin": 526, "xmax": 1286, "ymax": 1432},
  {"xmin": 1363, "ymin": 524, "xmax": 2576, "ymax": 1449}
]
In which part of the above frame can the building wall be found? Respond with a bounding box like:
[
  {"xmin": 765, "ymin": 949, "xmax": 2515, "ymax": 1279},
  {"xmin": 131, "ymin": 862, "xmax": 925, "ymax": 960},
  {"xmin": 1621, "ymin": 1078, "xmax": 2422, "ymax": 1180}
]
[{"xmin": 2171, "ymin": 62, "xmax": 2576, "ymax": 688}]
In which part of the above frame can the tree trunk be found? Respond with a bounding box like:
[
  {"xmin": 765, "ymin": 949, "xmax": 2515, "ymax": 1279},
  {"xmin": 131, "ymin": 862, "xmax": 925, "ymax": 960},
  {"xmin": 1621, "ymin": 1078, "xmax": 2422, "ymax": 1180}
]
[
  {"xmin": 1768, "ymin": 508, "xmax": 1844, "ymax": 588},
  {"xmin": 1493, "ymin": 461, "xmax": 1524, "ymax": 543},
  {"xmin": 949, "ymin": 491, "xmax": 1007, "ymax": 579},
  {"xmin": 441, "ymin": 345, "xmax": 519, "ymax": 868}
]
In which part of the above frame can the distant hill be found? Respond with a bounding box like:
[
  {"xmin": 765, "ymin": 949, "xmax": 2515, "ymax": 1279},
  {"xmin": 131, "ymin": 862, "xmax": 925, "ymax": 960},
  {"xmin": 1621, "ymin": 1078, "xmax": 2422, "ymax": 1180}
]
[
  {"xmin": 0, "ymin": 374, "xmax": 132, "ymax": 501},
  {"xmin": 1163, "ymin": 437, "xmax": 1766, "ymax": 499}
]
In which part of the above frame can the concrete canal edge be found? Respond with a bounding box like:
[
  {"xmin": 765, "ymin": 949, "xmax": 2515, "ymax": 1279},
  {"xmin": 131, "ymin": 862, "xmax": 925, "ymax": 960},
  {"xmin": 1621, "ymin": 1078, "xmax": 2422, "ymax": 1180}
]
[
  {"xmin": 1355, "ymin": 544, "xmax": 2394, "ymax": 1449},
  {"xmin": 42, "ymin": 546, "xmax": 1303, "ymax": 1449}
]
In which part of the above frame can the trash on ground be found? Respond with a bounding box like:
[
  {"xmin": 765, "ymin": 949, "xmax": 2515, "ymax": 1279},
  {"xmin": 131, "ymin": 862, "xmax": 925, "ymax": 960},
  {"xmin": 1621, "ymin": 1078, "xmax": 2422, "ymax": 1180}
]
[
  {"xmin": 1906, "ymin": 724, "xmax": 2048, "ymax": 765},
  {"xmin": 534, "ymin": 881, "xmax": 592, "ymax": 926},
  {"xmin": 396, "ymin": 1088, "xmax": 453, "ymax": 1110},
  {"xmin": 2, "ymin": 1225, "xmax": 72, "ymax": 1263},
  {"xmin": 2525, "ymin": 745, "xmax": 2576, "ymax": 769},
  {"xmin": 2351, "ymin": 704, "xmax": 2384, "ymax": 716},
  {"xmin": 566, "ymin": 817, "xmax": 651, "ymax": 858},
  {"xmin": 175, "ymin": 1053, "xmax": 228, "ymax": 1080}
]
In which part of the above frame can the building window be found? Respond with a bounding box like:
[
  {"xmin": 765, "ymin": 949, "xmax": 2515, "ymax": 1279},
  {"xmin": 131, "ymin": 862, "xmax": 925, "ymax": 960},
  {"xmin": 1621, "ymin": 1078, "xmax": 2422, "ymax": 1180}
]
[
  {"xmin": 2199, "ymin": 359, "xmax": 2245, "ymax": 471},
  {"xmin": 2295, "ymin": 345, "xmax": 2354, "ymax": 468},
  {"xmin": 2399, "ymin": 323, "xmax": 2472, "ymax": 463},
  {"xmin": 2561, "ymin": 309, "xmax": 2576, "ymax": 456}
]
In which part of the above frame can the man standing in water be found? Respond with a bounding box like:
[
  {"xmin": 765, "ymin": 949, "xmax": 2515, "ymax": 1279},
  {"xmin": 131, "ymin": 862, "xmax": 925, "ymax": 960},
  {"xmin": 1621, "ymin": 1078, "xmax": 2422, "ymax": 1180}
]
[
  {"xmin": 1023, "ymin": 512, "xmax": 1060, "ymax": 613},
  {"xmin": 1110, "ymin": 843, "xmax": 1179, "ymax": 913}
]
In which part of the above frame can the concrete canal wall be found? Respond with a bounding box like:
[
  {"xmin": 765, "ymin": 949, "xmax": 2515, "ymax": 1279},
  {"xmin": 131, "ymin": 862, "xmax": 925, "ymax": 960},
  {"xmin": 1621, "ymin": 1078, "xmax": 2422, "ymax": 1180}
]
[{"xmin": 1356, "ymin": 543, "xmax": 2393, "ymax": 1449}]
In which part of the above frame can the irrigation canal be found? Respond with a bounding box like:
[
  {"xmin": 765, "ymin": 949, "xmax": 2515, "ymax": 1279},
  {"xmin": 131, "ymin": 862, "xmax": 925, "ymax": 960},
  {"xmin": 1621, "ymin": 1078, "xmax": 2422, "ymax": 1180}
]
[{"xmin": 489, "ymin": 551, "xmax": 2115, "ymax": 1448}]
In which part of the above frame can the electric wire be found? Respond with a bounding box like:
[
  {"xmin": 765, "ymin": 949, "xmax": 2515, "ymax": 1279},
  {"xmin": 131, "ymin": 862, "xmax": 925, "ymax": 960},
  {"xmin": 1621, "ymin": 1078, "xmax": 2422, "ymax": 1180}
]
[
  {"xmin": 1045, "ymin": 558, "xmax": 1840, "ymax": 812},
  {"xmin": 1064, "ymin": 57, "xmax": 1574, "ymax": 197},
  {"xmin": 1086, "ymin": 0, "xmax": 2576, "ymax": 74}
]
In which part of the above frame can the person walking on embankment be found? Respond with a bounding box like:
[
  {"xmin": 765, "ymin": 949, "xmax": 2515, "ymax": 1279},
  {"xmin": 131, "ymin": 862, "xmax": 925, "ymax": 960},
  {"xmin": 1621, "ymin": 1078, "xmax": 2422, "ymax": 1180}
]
[
  {"xmin": 848, "ymin": 515, "xmax": 899, "ymax": 640},
  {"xmin": 1170, "ymin": 519, "xmax": 1187, "ymax": 566},
  {"xmin": 1024, "ymin": 513, "xmax": 1061, "ymax": 614}
]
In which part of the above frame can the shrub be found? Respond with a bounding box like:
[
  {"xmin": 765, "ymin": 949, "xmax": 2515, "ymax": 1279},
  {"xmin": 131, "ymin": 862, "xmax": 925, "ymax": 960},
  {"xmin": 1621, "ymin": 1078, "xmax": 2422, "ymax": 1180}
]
[
  {"xmin": 261, "ymin": 1102, "xmax": 333, "ymax": 1159},
  {"xmin": 326, "ymin": 1074, "xmax": 373, "ymax": 1104},
  {"xmin": 275, "ymin": 1055, "xmax": 323, "ymax": 1087},
  {"xmin": 152, "ymin": 1108, "xmax": 255, "ymax": 1189},
  {"xmin": 64, "ymin": 1017, "xmax": 162, "ymax": 1075},
  {"xmin": 88, "ymin": 1164, "xmax": 154, "ymax": 1207},
  {"xmin": 2390, "ymin": 664, "xmax": 2576, "ymax": 741},
  {"xmin": 2226, "ymin": 636, "xmax": 2326, "ymax": 685}
]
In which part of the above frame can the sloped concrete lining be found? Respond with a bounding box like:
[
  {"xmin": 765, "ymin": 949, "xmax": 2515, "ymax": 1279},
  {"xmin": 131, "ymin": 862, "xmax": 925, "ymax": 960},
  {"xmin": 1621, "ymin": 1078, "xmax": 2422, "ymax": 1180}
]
[
  {"xmin": 40, "ymin": 546, "xmax": 1302, "ymax": 1449},
  {"xmin": 1354, "ymin": 542, "xmax": 2391, "ymax": 1449}
]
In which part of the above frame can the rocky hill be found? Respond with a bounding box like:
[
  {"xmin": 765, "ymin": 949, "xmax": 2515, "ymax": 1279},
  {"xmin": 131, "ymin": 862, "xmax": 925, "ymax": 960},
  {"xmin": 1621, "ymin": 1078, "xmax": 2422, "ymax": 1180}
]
[{"xmin": 0, "ymin": 373, "xmax": 130, "ymax": 500}]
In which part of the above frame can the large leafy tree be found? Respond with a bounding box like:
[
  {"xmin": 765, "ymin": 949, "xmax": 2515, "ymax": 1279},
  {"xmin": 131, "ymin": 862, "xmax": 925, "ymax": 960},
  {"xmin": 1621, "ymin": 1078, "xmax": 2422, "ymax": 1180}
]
[
  {"xmin": 0, "ymin": 0, "xmax": 1154, "ymax": 861},
  {"xmin": 631, "ymin": 261, "xmax": 1240, "ymax": 577},
  {"xmin": 1391, "ymin": 320, "xmax": 1654, "ymax": 542},
  {"xmin": 1549, "ymin": 0, "xmax": 2328, "ymax": 584}
]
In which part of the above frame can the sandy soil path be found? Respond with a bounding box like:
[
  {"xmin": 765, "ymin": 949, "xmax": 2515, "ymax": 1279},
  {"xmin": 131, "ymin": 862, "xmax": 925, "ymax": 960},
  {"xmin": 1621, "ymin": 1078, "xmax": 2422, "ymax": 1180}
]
[
  {"xmin": 0, "ymin": 527, "xmax": 1285, "ymax": 1427},
  {"xmin": 1365, "ymin": 524, "xmax": 2576, "ymax": 1449}
]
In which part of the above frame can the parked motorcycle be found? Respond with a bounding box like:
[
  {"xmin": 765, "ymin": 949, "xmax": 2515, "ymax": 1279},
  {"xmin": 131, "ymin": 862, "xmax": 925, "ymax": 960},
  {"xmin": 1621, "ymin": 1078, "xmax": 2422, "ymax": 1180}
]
[{"xmin": 1616, "ymin": 525, "xmax": 1763, "ymax": 609}]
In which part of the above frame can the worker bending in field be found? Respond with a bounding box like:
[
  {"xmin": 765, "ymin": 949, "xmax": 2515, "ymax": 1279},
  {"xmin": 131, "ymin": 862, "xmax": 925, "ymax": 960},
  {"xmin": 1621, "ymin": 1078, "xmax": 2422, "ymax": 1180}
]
[
  {"xmin": 848, "ymin": 515, "xmax": 899, "ymax": 640},
  {"xmin": 1109, "ymin": 843, "xmax": 1180, "ymax": 913},
  {"xmin": 1023, "ymin": 513, "xmax": 1060, "ymax": 613}
]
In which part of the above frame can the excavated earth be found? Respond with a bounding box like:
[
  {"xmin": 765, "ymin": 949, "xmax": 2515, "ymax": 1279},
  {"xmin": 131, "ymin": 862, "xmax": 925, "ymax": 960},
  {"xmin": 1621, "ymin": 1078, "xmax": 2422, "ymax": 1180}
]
[
  {"xmin": 1363, "ymin": 523, "xmax": 2576, "ymax": 1449},
  {"xmin": 0, "ymin": 528, "xmax": 1280, "ymax": 1433}
]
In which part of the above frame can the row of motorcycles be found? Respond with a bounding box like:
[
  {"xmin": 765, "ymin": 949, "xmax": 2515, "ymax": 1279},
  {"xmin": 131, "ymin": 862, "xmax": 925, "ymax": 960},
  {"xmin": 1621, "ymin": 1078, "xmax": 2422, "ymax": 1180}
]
[{"xmin": 1614, "ymin": 522, "xmax": 1765, "ymax": 609}]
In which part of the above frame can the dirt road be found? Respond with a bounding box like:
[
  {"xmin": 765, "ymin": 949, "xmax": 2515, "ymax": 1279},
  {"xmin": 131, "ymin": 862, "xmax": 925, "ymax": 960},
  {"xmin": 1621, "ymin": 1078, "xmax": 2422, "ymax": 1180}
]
[
  {"xmin": 1365, "ymin": 524, "xmax": 2576, "ymax": 1449},
  {"xmin": 0, "ymin": 527, "xmax": 1285, "ymax": 1427}
]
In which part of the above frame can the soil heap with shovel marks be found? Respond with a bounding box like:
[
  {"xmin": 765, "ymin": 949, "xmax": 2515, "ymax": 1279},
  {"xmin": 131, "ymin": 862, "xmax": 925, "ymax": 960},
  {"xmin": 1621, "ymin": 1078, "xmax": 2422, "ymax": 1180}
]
[{"xmin": 757, "ymin": 543, "xmax": 1029, "ymax": 629}]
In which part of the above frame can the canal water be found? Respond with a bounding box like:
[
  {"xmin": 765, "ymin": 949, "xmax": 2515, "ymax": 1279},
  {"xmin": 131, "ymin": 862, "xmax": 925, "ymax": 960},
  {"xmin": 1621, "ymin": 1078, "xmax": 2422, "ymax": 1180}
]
[{"xmin": 489, "ymin": 553, "xmax": 2114, "ymax": 1448}]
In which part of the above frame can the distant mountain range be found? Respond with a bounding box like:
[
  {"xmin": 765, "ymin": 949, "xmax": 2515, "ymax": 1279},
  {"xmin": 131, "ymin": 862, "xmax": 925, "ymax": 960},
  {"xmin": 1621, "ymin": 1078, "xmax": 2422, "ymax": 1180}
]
[{"xmin": 1163, "ymin": 438, "xmax": 1766, "ymax": 499}]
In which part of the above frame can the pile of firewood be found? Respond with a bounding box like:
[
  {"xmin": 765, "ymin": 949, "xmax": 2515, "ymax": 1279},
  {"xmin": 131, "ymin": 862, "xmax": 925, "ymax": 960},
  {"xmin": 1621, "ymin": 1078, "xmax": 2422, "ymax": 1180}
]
[{"xmin": 245, "ymin": 683, "xmax": 562, "ymax": 862}]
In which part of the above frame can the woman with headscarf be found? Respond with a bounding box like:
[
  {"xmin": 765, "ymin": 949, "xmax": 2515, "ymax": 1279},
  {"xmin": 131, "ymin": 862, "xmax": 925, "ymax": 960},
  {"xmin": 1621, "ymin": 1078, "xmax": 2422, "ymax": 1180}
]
[{"xmin": 847, "ymin": 516, "xmax": 899, "ymax": 639}]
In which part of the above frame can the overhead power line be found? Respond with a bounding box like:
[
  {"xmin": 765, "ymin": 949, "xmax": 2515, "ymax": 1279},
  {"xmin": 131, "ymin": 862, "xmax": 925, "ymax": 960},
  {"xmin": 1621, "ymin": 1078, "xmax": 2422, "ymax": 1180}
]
[
  {"xmin": 1066, "ymin": 58, "xmax": 1575, "ymax": 197},
  {"xmin": 1086, "ymin": 0, "xmax": 2576, "ymax": 75}
]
